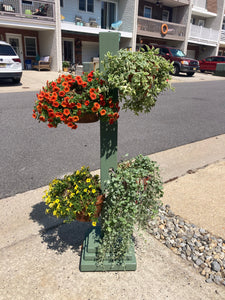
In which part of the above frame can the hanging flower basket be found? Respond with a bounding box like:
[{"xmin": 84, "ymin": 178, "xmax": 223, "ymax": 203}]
[{"xmin": 77, "ymin": 112, "xmax": 99, "ymax": 123}]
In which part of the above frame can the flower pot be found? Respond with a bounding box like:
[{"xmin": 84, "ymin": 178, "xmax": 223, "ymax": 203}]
[
  {"xmin": 76, "ymin": 194, "xmax": 104, "ymax": 222},
  {"xmin": 77, "ymin": 113, "xmax": 99, "ymax": 123}
]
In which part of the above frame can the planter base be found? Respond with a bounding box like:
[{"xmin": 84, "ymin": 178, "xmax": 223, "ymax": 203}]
[{"xmin": 80, "ymin": 227, "xmax": 136, "ymax": 272}]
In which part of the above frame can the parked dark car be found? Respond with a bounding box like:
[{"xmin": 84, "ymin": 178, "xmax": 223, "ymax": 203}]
[{"xmin": 199, "ymin": 56, "xmax": 225, "ymax": 73}]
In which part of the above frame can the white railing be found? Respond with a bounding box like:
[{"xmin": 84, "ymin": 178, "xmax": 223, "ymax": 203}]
[
  {"xmin": 192, "ymin": 0, "xmax": 207, "ymax": 9},
  {"xmin": 220, "ymin": 29, "xmax": 225, "ymax": 43},
  {"xmin": 189, "ymin": 24, "xmax": 219, "ymax": 45}
]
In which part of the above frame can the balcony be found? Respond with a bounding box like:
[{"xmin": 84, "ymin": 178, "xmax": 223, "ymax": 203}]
[
  {"xmin": 189, "ymin": 24, "xmax": 219, "ymax": 46},
  {"xmin": 220, "ymin": 29, "xmax": 225, "ymax": 44},
  {"xmin": 192, "ymin": 0, "xmax": 216, "ymax": 17},
  {"xmin": 0, "ymin": 0, "xmax": 55, "ymax": 23},
  {"xmin": 137, "ymin": 17, "xmax": 186, "ymax": 41}
]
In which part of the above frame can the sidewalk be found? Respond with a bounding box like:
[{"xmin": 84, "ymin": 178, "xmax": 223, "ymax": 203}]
[
  {"xmin": 0, "ymin": 135, "xmax": 225, "ymax": 299},
  {"xmin": 0, "ymin": 71, "xmax": 225, "ymax": 299}
]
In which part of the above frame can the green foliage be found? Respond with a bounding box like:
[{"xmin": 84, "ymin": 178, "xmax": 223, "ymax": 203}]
[
  {"xmin": 97, "ymin": 154, "xmax": 163, "ymax": 264},
  {"xmin": 96, "ymin": 47, "xmax": 174, "ymax": 115},
  {"xmin": 62, "ymin": 61, "xmax": 70, "ymax": 68},
  {"xmin": 43, "ymin": 166, "xmax": 102, "ymax": 223}
]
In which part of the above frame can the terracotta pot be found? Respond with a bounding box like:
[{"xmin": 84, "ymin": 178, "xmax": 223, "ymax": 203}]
[
  {"xmin": 76, "ymin": 194, "xmax": 104, "ymax": 222},
  {"xmin": 78, "ymin": 113, "xmax": 99, "ymax": 123}
]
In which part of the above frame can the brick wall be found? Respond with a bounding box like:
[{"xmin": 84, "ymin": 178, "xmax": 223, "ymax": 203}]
[{"xmin": 207, "ymin": 0, "xmax": 217, "ymax": 13}]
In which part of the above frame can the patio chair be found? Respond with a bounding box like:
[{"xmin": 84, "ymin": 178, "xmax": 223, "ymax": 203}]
[{"xmin": 32, "ymin": 56, "xmax": 51, "ymax": 71}]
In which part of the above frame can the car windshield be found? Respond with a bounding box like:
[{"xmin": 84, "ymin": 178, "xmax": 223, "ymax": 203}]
[
  {"xmin": 0, "ymin": 45, "xmax": 16, "ymax": 56},
  {"xmin": 170, "ymin": 49, "xmax": 185, "ymax": 57}
]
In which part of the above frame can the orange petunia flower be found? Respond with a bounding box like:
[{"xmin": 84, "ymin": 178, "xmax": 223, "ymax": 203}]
[
  {"xmin": 60, "ymin": 115, "xmax": 66, "ymax": 121},
  {"xmin": 64, "ymin": 96, "xmax": 70, "ymax": 102},
  {"xmin": 90, "ymin": 93, "xmax": 96, "ymax": 100},
  {"xmin": 72, "ymin": 116, "xmax": 79, "ymax": 122},
  {"xmin": 88, "ymin": 77, "xmax": 92, "ymax": 82},
  {"xmin": 57, "ymin": 77, "xmax": 61, "ymax": 84},
  {"xmin": 113, "ymin": 112, "xmax": 119, "ymax": 119},
  {"xmin": 99, "ymin": 94, "xmax": 104, "ymax": 101},
  {"xmin": 89, "ymin": 88, "xmax": 95, "ymax": 93},
  {"xmin": 42, "ymin": 105, "xmax": 48, "ymax": 110},
  {"xmin": 51, "ymin": 82, "xmax": 57, "ymax": 87},
  {"xmin": 109, "ymin": 103, "xmax": 114, "ymax": 108},
  {"xmin": 39, "ymin": 115, "xmax": 46, "ymax": 122},
  {"xmin": 84, "ymin": 100, "xmax": 89, "ymax": 106},
  {"xmin": 61, "ymin": 101, "xmax": 67, "ymax": 108},
  {"xmin": 94, "ymin": 102, "xmax": 100, "ymax": 109},
  {"xmin": 61, "ymin": 74, "xmax": 65, "ymax": 78},
  {"xmin": 82, "ymin": 82, "xmax": 87, "ymax": 88},
  {"xmin": 52, "ymin": 102, "xmax": 59, "ymax": 107},
  {"xmin": 50, "ymin": 95, "xmax": 57, "ymax": 102},
  {"xmin": 53, "ymin": 86, "xmax": 60, "ymax": 92},
  {"xmin": 76, "ymin": 103, "xmax": 82, "ymax": 109},
  {"xmin": 67, "ymin": 116, "xmax": 73, "ymax": 122},
  {"xmin": 91, "ymin": 106, "xmax": 98, "ymax": 112},
  {"xmin": 48, "ymin": 111, "xmax": 55, "ymax": 118},
  {"xmin": 37, "ymin": 95, "xmax": 44, "ymax": 101},
  {"xmin": 55, "ymin": 112, "xmax": 63, "ymax": 117},
  {"xmin": 77, "ymin": 79, "xmax": 83, "ymax": 85},
  {"xmin": 32, "ymin": 113, "xmax": 37, "ymax": 119},
  {"xmin": 67, "ymin": 74, "xmax": 72, "ymax": 80},
  {"xmin": 100, "ymin": 109, "xmax": 106, "ymax": 116},
  {"xmin": 48, "ymin": 123, "xmax": 54, "ymax": 128},
  {"xmin": 64, "ymin": 86, "xmax": 70, "ymax": 92},
  {"xmin": 75, "ymin": 76, "xmax": 82, "ymax": 82},
  {"xmin": 59, "ymin": 91, "xmax": 66, "ymax": 97},
  {"xmin": 62, "ymin": 81, "xmax": 69, "ymax": 87},
  {"xmin": 67, "ymin": 122, "xmax": 74, "ymax": 128},
  {"xmin": 63, "ymin": 108, "xmax": 70, "ymax": 116}
]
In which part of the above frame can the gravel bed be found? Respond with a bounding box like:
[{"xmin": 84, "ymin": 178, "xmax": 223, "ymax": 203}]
[{"xmin": 148, "ymin": 205, "xmax": 225, "ymax": 286}]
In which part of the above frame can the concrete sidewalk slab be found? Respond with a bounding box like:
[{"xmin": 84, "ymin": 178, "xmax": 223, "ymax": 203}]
[{"xmin": 0, "ymin": 135, "xmax": 225, "ymax": 299}]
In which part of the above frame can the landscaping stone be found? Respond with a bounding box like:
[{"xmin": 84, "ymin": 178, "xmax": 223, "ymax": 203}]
[{"xmin": 148, "ymin": 205, "xmax": 225, "ymax": 286}]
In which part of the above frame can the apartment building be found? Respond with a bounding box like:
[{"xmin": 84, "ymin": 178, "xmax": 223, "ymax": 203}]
[
  {"xmin": 136, "ymin": 0, "xmax": 190, "ymax": 52},
  {"xmin": 60, "ymin": 0, "xmax": 136, "ymax": 65},
  {"xmin": 0, "ymin": 0, "xmax": 61, "ymax": 70},
  {"xmin": 1, "ymin": 0, "xmax": 224, "ymax": 71},
  {"xmin": 218, "ymin": 12, "xmax": 225, "ymax": 55},
  {"xmin": 187, "ymin": 0, "xmax": 225, "ymax": 59}
]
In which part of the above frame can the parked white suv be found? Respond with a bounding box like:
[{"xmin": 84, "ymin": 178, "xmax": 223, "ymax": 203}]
[{"xmin": 0, "ymin": 41, "xmax": 22, "ymax": 84}]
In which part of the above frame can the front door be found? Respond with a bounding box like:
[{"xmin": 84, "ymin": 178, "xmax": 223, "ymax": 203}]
[
  {"xmin": 6, "ymin": 33, "xmax": 24, "ymax": 68},
  {"xmin": 63, "ymin": 39, "xmax": 74, "ymax": 63}
]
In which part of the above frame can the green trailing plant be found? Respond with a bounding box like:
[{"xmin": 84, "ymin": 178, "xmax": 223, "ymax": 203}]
[
  {"xmin": 97, "ymin": 154, "xmax": 163, "ymax": 264},
  {"xmin": 96, "ymin": 46, "xmax": 174, "ymax": 115}
]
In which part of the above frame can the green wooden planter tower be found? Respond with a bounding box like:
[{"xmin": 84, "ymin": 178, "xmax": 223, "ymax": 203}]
[{"xmin": 80, "ymin": 32, "xmax": 136, "ymax": 272}]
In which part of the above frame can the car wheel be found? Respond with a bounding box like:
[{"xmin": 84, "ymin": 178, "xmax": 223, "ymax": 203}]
[
  {"xmin": 12, "ymin": 78, "xmax": 20, "ymax": 84},
  {"xmin": 187, "ymin": 72, "xmax": 194, "ymax": 77},
  {"xmin": 200, "ymin": 70, "xmax": 205, "ymax": 73},
  {"xmin": 172, "ymin": 64, "xmax": 180, "ymax": 76}
]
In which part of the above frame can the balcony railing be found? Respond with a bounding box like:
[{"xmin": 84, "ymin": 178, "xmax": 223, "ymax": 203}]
[
  {"xmin": 137, "ymin": 17, "xmax": 186, "ymax": 41},
  {"xmin": 220, "ymin": 29, "xmax": 225, "ymax": 43},
  {"xmin": 189, "ymin": 24, "xmax": 219, "ymax": 45},
  {"xmin": 192, "ymin": 0, "xmax": 207, "ymax": 9},
  {"xmin": 0, "ymin": 0, "xmax": 55, "ymax": 22}
]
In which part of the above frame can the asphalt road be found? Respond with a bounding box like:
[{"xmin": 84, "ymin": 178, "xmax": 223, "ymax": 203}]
[{"xmin": 0, "ymin": 80, "xmax": 225, "ymax": 199}]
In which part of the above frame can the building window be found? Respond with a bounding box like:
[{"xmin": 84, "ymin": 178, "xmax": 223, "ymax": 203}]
[
  {"xmin": 22, "ymin": 1, "xmax": 32, "ymax": 4},
  {"xmin": 162, "ymin": 10, "xmax": 169, "ymax": 22},
  {"xmin": 190, "ymin": 17, "xmax": 195, "ymax": 25},
  {"xmin": 24, "ymin": 37, "xmax": 37, "ymax": 57},
  {"xmin": 79, "ymin": 0, "xmax": 94, "ymax": 12},
  {"xmin": 101, "ymin": 1, "xmax": 116, "ymax": 29},
  {"xmin": 60, "ymin": 0, "xmax": 63, "ymax": 7},
  {"xmin": 144, "ymin": 6, "xmax": 152, "ymax": 18},
  {"xmin": 198, "ymin": 19, "xmax": 205, "ymax": 27}
]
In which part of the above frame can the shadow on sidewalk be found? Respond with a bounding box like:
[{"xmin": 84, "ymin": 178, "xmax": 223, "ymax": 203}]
[{"xmin": 30, "ymin": 201, "xmax": 92, "ymax": 255}]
